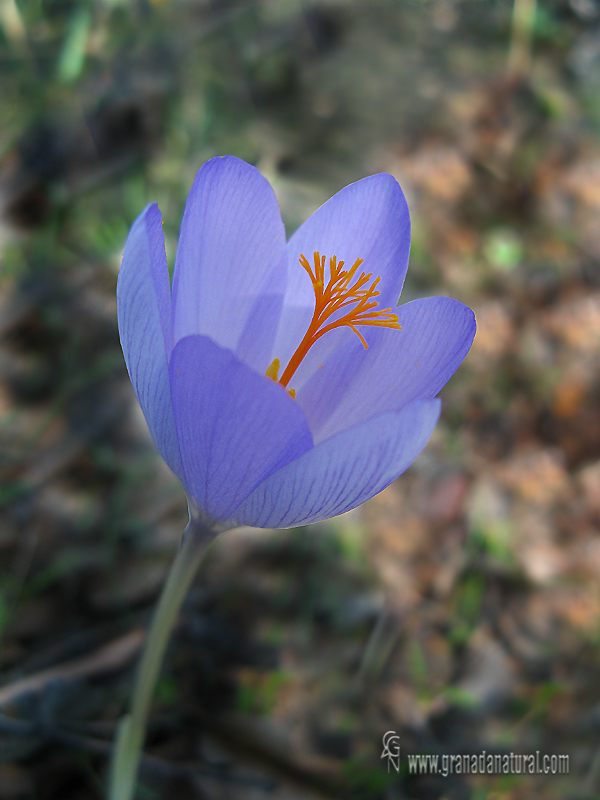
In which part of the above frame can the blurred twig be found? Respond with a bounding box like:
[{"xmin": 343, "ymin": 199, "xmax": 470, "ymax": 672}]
[
  {"xmin": 193, "ymin": 709, "xmax": 348, "ymax": 797},
  {"xmin": 0, "ymin": 0, "xmax": 27, "ymax": 51},
  {"xmin": 507, "ymin": 0, "xmax": 537, "ymax": 77},
  {"xmin": 356, "ymin": 606, "xmax": 402, "ymax": 685},
  {"xmin": 0, "ymin": 711, "xmax": 276, "ymax": 791},
  {"xmin": 0, "ymin": 629, "xmax": 145, "ymax": 708}
]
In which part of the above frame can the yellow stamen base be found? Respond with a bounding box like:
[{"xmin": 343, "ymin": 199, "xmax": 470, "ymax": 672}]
[
  {"xmin": 265, "ymin": 357, "xmax": 280, "ymax": 381},
  {"xmin": 266, "ymin": 357, "xmax": 296, "ymax": 399}
]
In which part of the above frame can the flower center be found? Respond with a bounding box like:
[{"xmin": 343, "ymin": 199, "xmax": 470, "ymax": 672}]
[{"xmin": 267, "ymin": 251, "xmax": 402, "ymax": 393}]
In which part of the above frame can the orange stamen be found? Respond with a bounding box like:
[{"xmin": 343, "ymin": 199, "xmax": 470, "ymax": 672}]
[{"xmin": 277, "ymin": 251, "xmax": 402, "ymax": 388}]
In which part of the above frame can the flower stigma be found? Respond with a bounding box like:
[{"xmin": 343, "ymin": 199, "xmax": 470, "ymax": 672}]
[{"xmin": 266, "ymin": 251, "xmax": 402, "ymax": 394}]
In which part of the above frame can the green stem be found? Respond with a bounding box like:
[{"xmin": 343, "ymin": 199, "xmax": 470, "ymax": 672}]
[{"xmin": 108, "ymin": 507, "xmax": 226, "ymax": 800}]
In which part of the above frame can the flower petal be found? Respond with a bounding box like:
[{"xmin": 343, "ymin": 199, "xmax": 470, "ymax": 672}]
[
  {"xmin": 229, "ymin": 398, "xmax": 440, "ymax": 528},
  {"xmin": 117, "ymin": 203, "xmax": 184, "ymax": 479},
  {"xmin": 272, "ymin": 173, "xmax": 410, "ymax": 377},
  {"xmin": 169, "ymin": 335, "xmax": 314, "ymax": 521},
  {"xmin": 297, "ymin": 296, "xmax": 475, "ymax": 442},
  {"xmin": 172, "ymin": 156, "xmax": 287, "ymax": 373}
]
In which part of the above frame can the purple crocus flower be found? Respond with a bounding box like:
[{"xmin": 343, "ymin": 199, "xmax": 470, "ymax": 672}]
[{"xmin": 117, "ymin": 156, "xmax": 475, "ymax": 529}]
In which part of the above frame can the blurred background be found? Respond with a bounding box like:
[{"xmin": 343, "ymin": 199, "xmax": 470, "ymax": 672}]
[{"xmin": 1, "ymin": 0, "xmax": 600, "ymax": 798}]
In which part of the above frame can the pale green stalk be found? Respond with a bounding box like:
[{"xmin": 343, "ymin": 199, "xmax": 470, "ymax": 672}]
[
  {"xmin": 108, "ymin": 505, "xmax": 229, "ymax": 800},
  {"xmin": 508, "ymin": 0, "xmax": 537, "ymax": 77}
]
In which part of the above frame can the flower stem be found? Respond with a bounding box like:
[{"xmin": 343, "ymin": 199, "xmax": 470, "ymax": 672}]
[{"xmin": 108, "ymin": 509, "xmax": 224, "ymax": 800}]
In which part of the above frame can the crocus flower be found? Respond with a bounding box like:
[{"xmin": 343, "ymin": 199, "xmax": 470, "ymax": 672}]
[{"xmin": 117, "ymin": 156, "xmax": 475, "ymax": 529}]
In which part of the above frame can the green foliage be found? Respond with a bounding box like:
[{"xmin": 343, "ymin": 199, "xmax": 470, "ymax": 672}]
[
  {"xmin": 154, "ymin": 676, "xmax": 178, "ymax": 705},
  {"xmin": 407, "ymin": 638, "xmax": 428, "ymax": 689},
  {"xmin": 57, "ymin": 6, "xmax": 91, "ymax": 83},
  {"xmin": 442, "ymin": 685, "xmax": 479, "ymax": 710},
  {"xmin": 483, "ymin": 228, "xmax": 523, "ymax": 272},
  {"xmin": 341, "ymin": 756, "xmax": 396, "ymax": 796},
  {"xmin": 0, "ymin": 582, "xmax": 12, "ymax": 652},
  {"xmin": 449, "ymin": 571, "xmax": 485, "ymax": 645},
  {"xmin": 236, "ymin": 668, "xmax": 292, "ymax": 716},
  {"xmin": 469, "ymin": 518, "xmax": 515, "ymax": 567}
]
